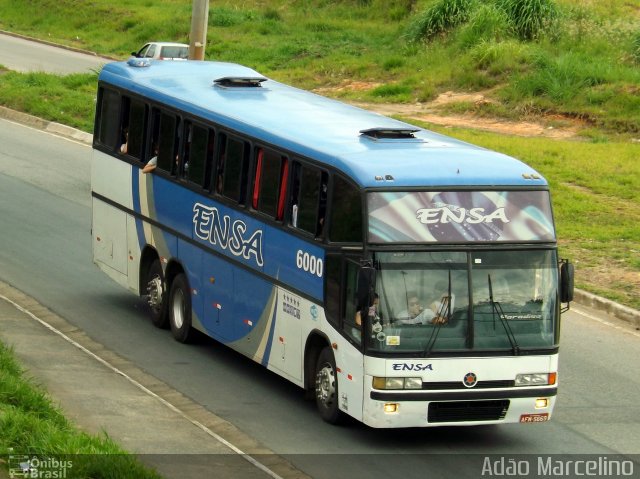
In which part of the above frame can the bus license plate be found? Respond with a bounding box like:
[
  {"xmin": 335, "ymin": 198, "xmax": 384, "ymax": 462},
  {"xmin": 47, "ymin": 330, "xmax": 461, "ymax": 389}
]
[{"xmin": 520, "ymin": 413, "xmax": 549, "ymax": 423}]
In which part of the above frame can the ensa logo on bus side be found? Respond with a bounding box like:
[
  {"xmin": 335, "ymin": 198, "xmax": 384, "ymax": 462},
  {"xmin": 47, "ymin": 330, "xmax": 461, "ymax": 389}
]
[{"xmin": 193, "ymin": 203, "xmax": 264, "ymax": 267}]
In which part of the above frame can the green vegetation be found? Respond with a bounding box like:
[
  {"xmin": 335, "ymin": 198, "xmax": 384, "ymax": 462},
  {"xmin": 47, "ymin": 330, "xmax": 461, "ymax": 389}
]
[
  {"xmin": 0, "ymin": 0, "xmax": 638, "ymax": 310},
  {"xmin": 0, "ymin": 0, "xmax": 638, "ymax": 132},
  {"xmin": 0, "ymin": 341, "xmax": 161, "ymax": 478},
  {"xmin": 0, "ymin": 71, "xmax": 97, "ymax": 132}
]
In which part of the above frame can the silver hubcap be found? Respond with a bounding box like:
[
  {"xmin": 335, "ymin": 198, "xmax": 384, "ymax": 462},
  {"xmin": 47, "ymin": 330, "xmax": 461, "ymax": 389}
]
[
  {"xmin": 172, "ymin": 288, "xmax": 185, "ymax": 329},
  {"xmin": 316, "ymin": 363, "xmax": 336, "ymax": 407},
  {"xmin": 147, "ymin": 276, "xmax": 164, "ymax": 311}
]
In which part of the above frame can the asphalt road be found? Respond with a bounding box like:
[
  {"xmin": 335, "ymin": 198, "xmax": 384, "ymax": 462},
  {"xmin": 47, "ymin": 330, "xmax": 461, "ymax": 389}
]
[
  {"xmin": 0, "ymin": 32, "xmax": 108, "ymax": 74},
  {"xmin": 1, "ymin": 117, "xmax": 639, "ymax": 479}
]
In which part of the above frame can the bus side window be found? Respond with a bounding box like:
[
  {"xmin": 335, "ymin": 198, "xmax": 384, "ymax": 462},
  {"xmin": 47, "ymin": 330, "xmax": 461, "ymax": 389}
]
[
  {"xmin": 213, "ymin": 133, "xmax": 226, "ymax": 194},
  {"xmin": 220, "ymin": 136, "xmax": 249, "ymax": 205},
  {"xmin": 176, "ymin": 120, "xmax": 192, "ymax": 179},
  {"xmin": 329, "ymin": 176, "xmax": 363, "ymax": 243},
  {"xmin": 289, "ymin": 162, "xmax": 326, "ymax": 238},
  {"xmin": 120, "ymin": 96, "xmax": 146, "ymax": 160},
  {"xmin": 157, "ymin": 112, "xmax": 177, "ymax": 173},
  {"xmin": 95, "ymin": 88, "xmax": 120, "ymax": 149},
  {"xmin": 186, "ymin": 124, "xmax": 213, "ymax": 187},
  {"xmin": 344, "ymin": 259, "xmax": 363, "ymax": 344},
  {"xmin": 252, "ymin": 147, "xmax": 288, "ymax": 220}
]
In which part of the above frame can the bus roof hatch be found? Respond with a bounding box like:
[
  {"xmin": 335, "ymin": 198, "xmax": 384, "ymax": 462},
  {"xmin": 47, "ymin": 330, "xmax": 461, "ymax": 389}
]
[
  {"xmin": 359, "ymin": 127, "xmax": 419, "ymax": 140},
  {"xmin": 213, "ymin": 76, "xmax": 267, "ymax": 88}
]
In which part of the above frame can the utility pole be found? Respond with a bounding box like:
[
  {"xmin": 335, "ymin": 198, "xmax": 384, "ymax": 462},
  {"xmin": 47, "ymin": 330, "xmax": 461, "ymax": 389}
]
[{"xmin": 189, "ymin": 0, "xmax": 209, "ymax": 60}]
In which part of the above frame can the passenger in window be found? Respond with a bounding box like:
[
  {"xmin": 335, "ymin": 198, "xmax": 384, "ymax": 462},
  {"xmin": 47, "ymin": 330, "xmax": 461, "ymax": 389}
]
[
  {"xmin": 355, "ymin": 293, "xmax": 381, "ymax": 329},
  {"xmin": 120, "ymin": 128, "xmax": 128, "ymax": 154},
  {"xmin": 142, "ymin": 144, "xmax": 159, "ymax": 174}
]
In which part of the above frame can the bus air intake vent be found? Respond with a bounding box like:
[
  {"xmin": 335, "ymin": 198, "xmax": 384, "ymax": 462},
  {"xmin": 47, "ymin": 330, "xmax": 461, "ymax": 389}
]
[
  {"xmin": 213, "ymin": 77, "xmax": 267, "ymax": 88},
  {"xmin": 360, "ymin": 127, "xmax": 419, "ymax": 140}
]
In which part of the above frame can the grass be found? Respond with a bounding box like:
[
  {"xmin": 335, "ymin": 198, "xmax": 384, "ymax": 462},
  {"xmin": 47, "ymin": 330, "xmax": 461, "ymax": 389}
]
[
  {"xmin": 0, "ymin": 70, "xmax": 97, "ymax": 132},
  {"xmin": 0, "ymin": 341, "xmax": 161, "ymax": 478},
  {"xmin": 0, "ymin": 0, "xmax": 637, "ymax": 131},
  {"xmin": 0, "ymin": 0, "xmax": 638, "ymax": 310}
]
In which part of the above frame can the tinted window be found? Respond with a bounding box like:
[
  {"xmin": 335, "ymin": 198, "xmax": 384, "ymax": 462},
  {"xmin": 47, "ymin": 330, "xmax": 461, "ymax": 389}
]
[
  {"xmin": 127, "ymin": 99, "xmax": 146, "ymax": 160},
  {"xmin": 157, "ymin": 113, "xmax": 177, "ymax": 172},
  {"xmin": 291, "ymin": 163, "xmax": 326, "ymax": 236},
  {"xmin": 187, "ymin": 124, "xmax": 213, "ymax": 187},
  {"xmin": 97, "ymin": 88, "xmax": 120, "ymax": 148},
  {"xmin": 221, "ymin": 137, "xmax": 249, "ymax": 204},
  {"xmin": 329, "ymin": 176, "xmax": 363, "ymax": 243},
  {"xmin": 253, "ymin": 148, "xmax": 288, "ymax": 219}
]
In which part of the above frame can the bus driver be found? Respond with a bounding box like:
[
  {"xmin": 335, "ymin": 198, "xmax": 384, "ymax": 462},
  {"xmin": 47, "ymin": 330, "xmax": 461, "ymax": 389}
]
[{"xmin": 396, "ymin": 290, "xmax": 449, "ymax": 326}]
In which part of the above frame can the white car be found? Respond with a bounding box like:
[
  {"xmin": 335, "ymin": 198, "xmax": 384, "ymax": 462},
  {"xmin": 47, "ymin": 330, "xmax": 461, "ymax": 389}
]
[{"xmin": 131, "ymin": 42, "xmax": 189, "ymax": 61}]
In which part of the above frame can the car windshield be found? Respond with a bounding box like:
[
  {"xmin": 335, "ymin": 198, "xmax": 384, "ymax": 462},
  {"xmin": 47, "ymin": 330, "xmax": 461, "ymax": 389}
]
[{"xmin": 366, "ymin": 250, "xmax": 559, "ymax": 355}]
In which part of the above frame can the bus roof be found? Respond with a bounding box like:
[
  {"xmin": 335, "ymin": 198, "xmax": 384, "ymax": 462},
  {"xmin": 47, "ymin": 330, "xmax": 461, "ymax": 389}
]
[{"xmin": 99, "ymin": 60, "xmax": 548, "ymax": 189}]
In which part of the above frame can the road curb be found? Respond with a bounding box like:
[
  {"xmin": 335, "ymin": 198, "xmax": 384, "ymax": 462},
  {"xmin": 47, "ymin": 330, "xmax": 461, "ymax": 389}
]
[
  {"xmin": 573, "ymin": 289, "xmax": 640, "ymax": 328},
  {"xmin": 0, "ymin": 105, "xmax": 93, "ymax": 145},
  {"xmin": 0, "ymin": 105, "xmax": 638, "ymax": 328}
]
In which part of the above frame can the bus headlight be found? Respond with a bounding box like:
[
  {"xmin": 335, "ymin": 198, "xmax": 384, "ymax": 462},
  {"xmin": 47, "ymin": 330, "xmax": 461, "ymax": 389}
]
[
  {"xmin": 372, "ymin": 377, "xmax": 422, "ymax": 390},
  {"xmin": 515, "ymin": 373, "xmax": 556, "ymax": 386}
]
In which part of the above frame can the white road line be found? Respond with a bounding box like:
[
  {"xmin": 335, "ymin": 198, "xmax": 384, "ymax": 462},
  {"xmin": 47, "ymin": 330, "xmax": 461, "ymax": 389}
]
[
  {"xmin": 0, "ymin": 293, "xmax": 284, "ymax": 479},
  {"xmin": 571, "ymin": 305, "xmax": 640, "ymax": 339}
]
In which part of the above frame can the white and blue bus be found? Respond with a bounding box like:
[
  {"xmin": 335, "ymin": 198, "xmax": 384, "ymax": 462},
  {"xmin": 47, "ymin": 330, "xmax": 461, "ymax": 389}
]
[{"xmin": 92, "ymin": 58, "xmax": 574, "ymax": 428}]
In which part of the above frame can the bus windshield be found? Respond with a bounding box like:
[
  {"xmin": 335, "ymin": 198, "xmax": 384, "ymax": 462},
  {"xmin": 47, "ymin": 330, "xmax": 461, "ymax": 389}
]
[{"xmin": 367, "ymin": 250, "xmax": 558, "ymax": 354}]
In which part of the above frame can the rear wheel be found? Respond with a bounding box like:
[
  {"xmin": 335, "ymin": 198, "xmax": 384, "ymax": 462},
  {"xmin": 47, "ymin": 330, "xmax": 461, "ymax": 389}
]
[
  {"xmin": 169, "ymin": 273, "xmax": 193, "ymax": 343},
  {"xmin": 145, "ymin": 259, "xmax": 168, "ymax": 328},
  {"xmin": 315, "ymin": 347, "xmax": 343, "ymax": 424}
]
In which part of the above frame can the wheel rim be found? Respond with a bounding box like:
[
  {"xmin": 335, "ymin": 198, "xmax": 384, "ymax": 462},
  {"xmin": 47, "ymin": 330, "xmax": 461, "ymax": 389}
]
[
  {"xmin": 316, "ymin": 362, "xmax": 336, "ymax": 409},
  {"xmin": 147, "ymin": 275, "xmax": 163, "ymax": 312},
  {"xmin": 172, "ymin": 288, "xmax": 185, "ymax": 329}
]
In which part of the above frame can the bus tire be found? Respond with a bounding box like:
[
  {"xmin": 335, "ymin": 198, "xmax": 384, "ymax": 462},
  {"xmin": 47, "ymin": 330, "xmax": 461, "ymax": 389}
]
[
  {"xmin": 146, "ymin": 259, "xmax": 168, "ymax": 329},
  {"xmin": 169, "ymin": 273, "xmax": 193, "ymax": 343},
  {"xmin": 315, "ymin": 347, "xmax": 343, "ymax": 424}
]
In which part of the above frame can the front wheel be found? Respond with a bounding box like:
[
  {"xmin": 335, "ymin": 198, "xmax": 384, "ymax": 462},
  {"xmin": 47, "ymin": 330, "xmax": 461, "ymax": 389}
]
[
  {"xmin": 169, "ymin": 273, "xmax": 193, "ymax": 343},
  {"xmin": 315, "ymin": 347, "xmax": 343, "ymax": 424}
]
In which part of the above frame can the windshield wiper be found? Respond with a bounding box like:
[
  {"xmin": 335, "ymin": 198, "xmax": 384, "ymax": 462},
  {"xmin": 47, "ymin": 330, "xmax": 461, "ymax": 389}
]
[
  {"xmin": 488, "ymin": 274, "xmax": 520, "ymax": 355},
  {"xmin": 423, "ymin": 270, "xmax": 453, "ymax": 357}
]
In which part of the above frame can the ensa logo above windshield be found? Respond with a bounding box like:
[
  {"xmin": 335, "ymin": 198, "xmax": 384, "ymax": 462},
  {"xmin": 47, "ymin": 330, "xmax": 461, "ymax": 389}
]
[{"xmin": 416, "ymin": 206, "xmax": 509, "ymax": 225}]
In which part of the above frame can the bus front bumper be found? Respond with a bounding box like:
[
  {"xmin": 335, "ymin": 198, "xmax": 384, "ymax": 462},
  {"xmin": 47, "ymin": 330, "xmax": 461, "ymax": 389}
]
[{"xmin": 362, "ymin": 388, "xmax": 557, "ymax": 428}]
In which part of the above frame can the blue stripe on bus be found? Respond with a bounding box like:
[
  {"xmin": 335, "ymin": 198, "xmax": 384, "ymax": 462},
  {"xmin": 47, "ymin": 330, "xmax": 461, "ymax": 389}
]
[
  {"xmin": 136, "ymin": 173, "xmax": 324, "ymax": 300},
  {"xmin": 261, "ymin": 290, "xmax": 279, "ymax": 367}
]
